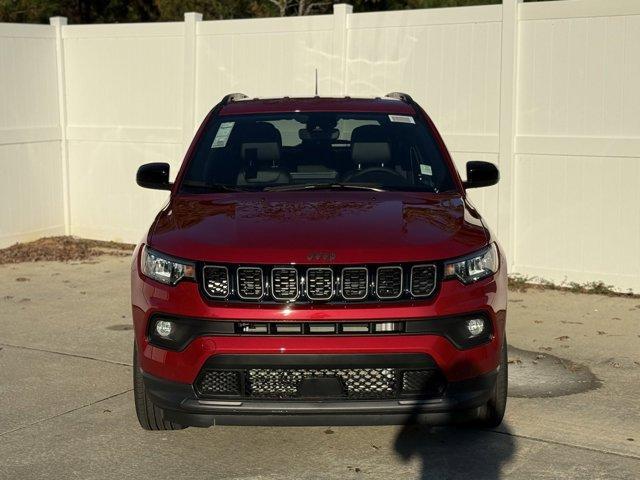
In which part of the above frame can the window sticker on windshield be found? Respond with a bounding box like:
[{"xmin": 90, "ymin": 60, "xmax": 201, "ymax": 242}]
[
  {"xmin": 212, "ymin": 122, "xmax": 235, "ymax": 148},
  {"xmin": 420, "ymin": 164, "xmax": 433, "ymax": 176},
  {"xmin": 388, "ymin": 114, "xmax": 415, "ymax": 124}
]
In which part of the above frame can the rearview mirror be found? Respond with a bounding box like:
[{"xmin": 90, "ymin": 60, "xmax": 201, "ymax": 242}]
[
  {"xmin": 136, "ymin": 163, "xmax": 172, "ymax": 190},
  {"xmin": 464, "ymin": 161, "xmax": 499, "ymax": 189}
]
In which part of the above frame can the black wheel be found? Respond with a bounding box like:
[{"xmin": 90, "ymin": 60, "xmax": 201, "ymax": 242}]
[
  {"xmin": 475, "ymin": 337, "xmax": 508, "ymax": 428},
  {"xmin": 133, "ymin": 342, "xmax": 185, "ymax": 431}
]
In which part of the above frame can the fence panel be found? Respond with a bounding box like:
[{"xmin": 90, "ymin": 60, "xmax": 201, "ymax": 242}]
[
  {"xmin": 61, "ymin": 23, "xmax": 184, "ymax": 242},
  {"xmin": 0, "ymin": 0, "xmax": 639, "ymax": 292},
  {"xmin": 194, "ymin": 15, "xmax": 334, "ymax": 126},
  {"xmin": 0, "ymin": 24, "xmax": 64, "ymax": 246},
  {"xmin": 513, "ymin": 0, "xmax": 640, "ymax": 292}
]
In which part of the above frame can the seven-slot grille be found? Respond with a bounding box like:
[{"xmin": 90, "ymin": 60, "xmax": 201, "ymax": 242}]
[
  {"xmin": 306, "ymin": 268, "xmax": 333, "ymax": 300},
  {"xmin": 202, "ymin": 264, "xmax": 438, "ymax": 302}
]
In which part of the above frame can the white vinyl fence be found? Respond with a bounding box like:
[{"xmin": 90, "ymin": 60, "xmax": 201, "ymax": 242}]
[{"xmin": 0, "ymin": 0, "xmax": 639, "ymax": 293}]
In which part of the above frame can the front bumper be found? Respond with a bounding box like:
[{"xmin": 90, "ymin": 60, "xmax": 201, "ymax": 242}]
[
  {"xmin": 144, "ymin": 368, "xmax": 497, "ymax": 426},
  {"xmin": 132, "ymin": 243, "xmax": 507, "ymax": 426},
  {"xmin": 132, "ymin": 268, "xmax": 507, "ymax": 385}
]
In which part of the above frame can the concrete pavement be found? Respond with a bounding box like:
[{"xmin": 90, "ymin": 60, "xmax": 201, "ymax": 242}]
[{"xmin": 1, "ymin": 256, "xmax": 639, "ymax": 479}]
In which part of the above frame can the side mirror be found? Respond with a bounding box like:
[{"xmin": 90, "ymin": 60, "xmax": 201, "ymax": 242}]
[
  {"xmin": 464, "ymin": 161, "xmax": 499, "ymax": 189},
  {"xmin": 136, "ymin": 163, "xmax": 172, "ymax": 190}
]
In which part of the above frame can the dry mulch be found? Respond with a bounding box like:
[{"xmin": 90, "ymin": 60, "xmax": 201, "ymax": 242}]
[{"xmin": 0, "ymin": 236, "xmax": 134, "ymax": 264}]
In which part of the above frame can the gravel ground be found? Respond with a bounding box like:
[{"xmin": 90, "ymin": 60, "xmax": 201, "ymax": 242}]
[{"xmin": 0, "ymin": 255, "xmax": 639, "ymax": 479}]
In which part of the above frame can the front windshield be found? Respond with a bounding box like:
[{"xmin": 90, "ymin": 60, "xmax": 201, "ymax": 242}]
[{"xmin": 180, "ymin": 112, "xmax": 456, "ymax": 193}]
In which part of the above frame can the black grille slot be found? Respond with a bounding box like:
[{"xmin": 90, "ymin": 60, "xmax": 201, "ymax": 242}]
[
  {"xmin": 410, "ymin": 264, "xmax": 437, "ymax": 297},
  {"xmin": 196, "ymin": 371, "xmax": 241, "ymax": 396},
  {"xmin": 306, "ymin": 268, "xmax": 333, "ymax": 300},
  {"xmin": 237, "ymin": 267, "xmax": 264, "ymax": 299},
  {"xmin": 376, "ymin": 266, "xmax": 402, "ymax": 299},
  {"xmin": 203, "ymin": 266, "xmax": 229, "ymax": 298},
  {"xmin": 245, "ymin": 368, "xmax": 397, "ymax": 399},
  {"xmin": 402, "ymin": 370, "xmax": 446, "ymax": 397},
  {"xmin": 341, "ymin": 268, "xmax": 368, "ymax": 299},
  {"xmin": 271, "ymin": 268, "xmax": 298, "ymax": 300}
]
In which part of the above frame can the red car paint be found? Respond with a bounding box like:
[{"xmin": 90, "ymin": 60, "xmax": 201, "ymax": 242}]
[
  {"xmin": 132, "ymin": 262, "xmax": 506, "ymax": 384},
  {"xmin": 149, "ymin": 192, "xmax": 487, "ymax": 264},
  {"xmin": 132, "ymin": 95, "xmax": 507, "ymax": 427}
]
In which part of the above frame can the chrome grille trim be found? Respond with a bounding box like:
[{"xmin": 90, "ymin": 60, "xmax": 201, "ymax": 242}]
[
  {"xmin": 236, "ymin": 267, "xmax": 264, "ymax": 300},
  {"xmin": 305, "ymin": 268, "xmax": 334, "ymax": 301},
  {"xmin": 375, "ymin": 266, "xmax": 403, "ymax": 299},
  {"xmin": 341, "ymin": 267, "xmax": 368, "ymax": 300},
  {"xmin": 271, "ymin": 267, "xmax": 299, "ymax": 301},
  {"xmin": 202, "ymin": 265, "xmax": 230, "ymax": 299},
  {"xmin": 410, "ymin": 264, "xmax": 437, "ymax": 297}
]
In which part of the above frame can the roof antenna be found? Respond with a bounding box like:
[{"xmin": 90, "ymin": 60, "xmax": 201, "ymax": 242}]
[{"xmin": 315, "ymin": 68, "xmax": 318, "ymax": 96}]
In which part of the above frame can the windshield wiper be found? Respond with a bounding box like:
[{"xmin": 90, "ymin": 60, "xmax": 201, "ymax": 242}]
[
  {"xmin": 181, "ymin": 182, "xmax": 247, "ymax": 193},
  {"xmin": 263, "ymin": 183, "xmax": 387, "ymax": 192}
]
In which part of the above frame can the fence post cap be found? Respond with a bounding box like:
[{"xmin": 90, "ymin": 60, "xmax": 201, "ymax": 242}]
[
  {"xmin": 184, "ymin": 12, "xmax": 203, "ymax": 22},
  {"xmin": 49, "ymin": 16, "xmax": 68, "ymax": 26},
  {"xmin": 333, "ymin": 4, "xmax": 353, "ymax": 14}
]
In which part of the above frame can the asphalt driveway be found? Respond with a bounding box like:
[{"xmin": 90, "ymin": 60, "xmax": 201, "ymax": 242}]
[{"xmin": 1, "ymin": 256, "xmax": 639, "ymax": 479}]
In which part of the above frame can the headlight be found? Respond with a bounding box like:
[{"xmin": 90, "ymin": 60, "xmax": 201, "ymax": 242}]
[
  {"xmin": 140, "ymin": 245, "xmax": 195, "ymax": 285},
  {"xmin": 444, "ymin": 243, "xmax": 499, "ymax": 284}
]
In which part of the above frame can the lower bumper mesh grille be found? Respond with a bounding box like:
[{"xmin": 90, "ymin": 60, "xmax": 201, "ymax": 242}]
[
  {"xmin": 247, "ymin": 368, "xmax": 396, "ymax": 399},
  {"xmin": 195, "ymin": 368, "xmax": 445, "ymax": 400},
  {"xmin": 196, "ymin": 370, "xmax": 241, "ymax": 396}
]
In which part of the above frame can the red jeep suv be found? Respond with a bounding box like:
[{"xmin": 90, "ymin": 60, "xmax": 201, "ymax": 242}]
[{"xmin": 132, "ymin": 93, "xmax": 507, "ymax": 430}]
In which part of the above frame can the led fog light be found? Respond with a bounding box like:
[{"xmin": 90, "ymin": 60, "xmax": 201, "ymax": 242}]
[
  {"xmin": 155, "ymin": 320, "xmax": 174, "ymax": 338},
  {"xmin": 466, "ymin": 318, "xmax": 485, "ymax": 337}
]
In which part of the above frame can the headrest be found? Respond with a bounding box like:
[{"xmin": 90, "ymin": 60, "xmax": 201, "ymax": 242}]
[
  {"xmin": 351, "ymin": 124, "xmax": 389, "ymax": 143},
  {"xmin": 234, "ymin": 122, "xmax": 282, "ymax": 166},
  {"xmin": 241, "ymin": 142, "xmax": 280, "ymax": 165},
  {"xmin": 232, "ymin": 122, "xmax": 282, "ymax": 146},
  {"xmin": 351, "ymin": 125, "xmax": 391, "ymax": 165}
]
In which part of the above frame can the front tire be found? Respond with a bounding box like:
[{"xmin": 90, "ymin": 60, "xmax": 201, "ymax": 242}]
[
  {"xmin": 475, "ymin": 337, "xmax": 508, "ymax": 428},
  {"xmin": 133, "ymin": 342, "xmax": 185, "ymax": 431}
]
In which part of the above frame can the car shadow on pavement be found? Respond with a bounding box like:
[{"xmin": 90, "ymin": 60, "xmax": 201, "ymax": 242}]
[{"xmin": 394, "ymin": 422, "xmax": 516, "ymax": 479}]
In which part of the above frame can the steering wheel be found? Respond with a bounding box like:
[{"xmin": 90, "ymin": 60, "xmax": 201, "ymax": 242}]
[{"xmin": 343, "ymin": 166, "xmax": 410, "ymax": 185}]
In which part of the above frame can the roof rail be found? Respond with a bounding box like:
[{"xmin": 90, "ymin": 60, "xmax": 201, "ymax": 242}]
[
  {"xmin": 385, "ymin": 92, "xmax": 414, "ymax": 103},
  {"xmin": 221, "ymin": 93, "xmax": 249, "ymax": 104}
]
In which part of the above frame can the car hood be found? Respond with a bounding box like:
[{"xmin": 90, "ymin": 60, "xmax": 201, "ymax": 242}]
[{"xmin": 149, "ymin": 192, "xmax": 488, "ymax": 264}]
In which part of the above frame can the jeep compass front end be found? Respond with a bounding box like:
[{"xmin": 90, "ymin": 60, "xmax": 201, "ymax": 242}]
[{"xmin": 131, "ymin": 93, "xmax": 507, "ymax": 430}]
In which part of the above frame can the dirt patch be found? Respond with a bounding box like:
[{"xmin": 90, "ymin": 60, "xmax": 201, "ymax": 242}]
[
  {"xmin": 0, "ymin": 236, "xmax": 134, "ymax": 265},
  {"xmin": 508, "ymin": 274, "xmax": 639, "ymax": 299}
]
